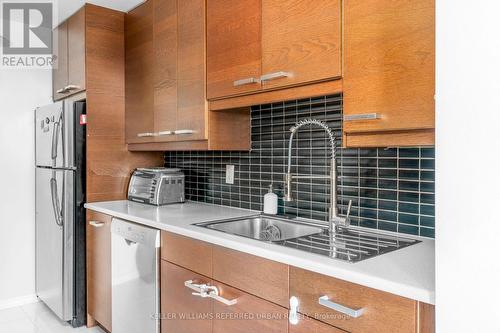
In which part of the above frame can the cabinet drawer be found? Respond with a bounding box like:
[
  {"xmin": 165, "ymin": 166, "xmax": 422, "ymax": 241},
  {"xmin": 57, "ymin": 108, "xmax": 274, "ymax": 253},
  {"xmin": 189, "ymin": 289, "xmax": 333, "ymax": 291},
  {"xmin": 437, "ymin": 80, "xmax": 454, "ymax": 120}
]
[
  {"xmin": 212, "ymin": 246, "xmax": 289, "ymax": 308},
  {"xmin": 161, "ymin": 261, "xmax": 212, "ymax": 333},
  {"xmin": 212, "ymin": 280, "xmax": 288, "ymax": 333},
  {"xmin": 290, "ymin": 267, "xmax": 417, "ymax": 333},
  {"xmin": 161, "ymin": 232, "xmax": 212, "ymax": 277}
]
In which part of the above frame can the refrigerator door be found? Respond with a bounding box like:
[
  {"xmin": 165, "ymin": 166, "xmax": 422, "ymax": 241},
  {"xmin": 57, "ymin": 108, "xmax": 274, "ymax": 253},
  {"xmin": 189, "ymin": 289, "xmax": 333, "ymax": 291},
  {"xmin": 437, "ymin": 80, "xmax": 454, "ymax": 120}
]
[
  {"xmin": 35, "ymin": 102, "xmax": 75, "ymax": 169},
  {"xmin": 36, "ymin": 167, "xmax": 75, "ymax": 321}
]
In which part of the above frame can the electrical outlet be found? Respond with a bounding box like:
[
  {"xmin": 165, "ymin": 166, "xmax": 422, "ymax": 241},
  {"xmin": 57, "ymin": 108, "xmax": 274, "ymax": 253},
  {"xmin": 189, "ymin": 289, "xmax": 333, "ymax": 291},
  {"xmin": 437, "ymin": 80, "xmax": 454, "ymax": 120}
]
[{"xmin": 226, "ymin": 165, "xmax": 235, "ymax": 184}]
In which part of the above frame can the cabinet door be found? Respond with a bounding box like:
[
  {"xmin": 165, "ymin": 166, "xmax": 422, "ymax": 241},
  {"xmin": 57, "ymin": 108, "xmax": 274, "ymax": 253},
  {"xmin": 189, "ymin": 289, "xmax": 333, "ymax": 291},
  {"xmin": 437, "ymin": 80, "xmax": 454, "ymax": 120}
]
[
  {"xmin": 175, "ymin": 0, "xmax": 207, "ymax": 141},
  {"xmin": 125, "ymin": 1, "xmax": 155, "ymax": 144},
  {"xmin": 53, "ymin": 21, "xmax": 68, "ymax": 101},
  {"xmin": 206, "ymin": 0, "xmax": 262, "ymax": 99},
  {"xmin": 154, "ymin": 0, "xmax": 177, "ymax": 142},
  {"xmin": 290, "ymin": 316, "xmax": 347, "ymax": 333},
  {"xmin": 343, "ymin": 0, "xmax": 435, "ymax": 146},
  {"xmin": 261, "ymin": 0, "xmax": 341, "ymax": 89},
  {"xmin": 161, "ymin": 261, "xmax": 212, "ymax": 333},
  {"xmin": 212, "ymin": 280, "xmax": 288, "ymax": 333},
  {"xmin": 67, "ymin": 7, "xmax": 86, "ymax": 95},
  {"xmin": 86, "ymin": 210, "xmax": 112, "ymax": 331}
]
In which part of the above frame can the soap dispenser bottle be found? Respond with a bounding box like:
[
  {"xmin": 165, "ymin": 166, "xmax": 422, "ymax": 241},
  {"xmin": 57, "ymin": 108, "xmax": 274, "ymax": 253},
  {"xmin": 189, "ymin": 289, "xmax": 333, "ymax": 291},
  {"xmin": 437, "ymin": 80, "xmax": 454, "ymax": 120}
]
[{"xmin": 263, "ymin": 184, "xmax": 278, "ymax": 215}]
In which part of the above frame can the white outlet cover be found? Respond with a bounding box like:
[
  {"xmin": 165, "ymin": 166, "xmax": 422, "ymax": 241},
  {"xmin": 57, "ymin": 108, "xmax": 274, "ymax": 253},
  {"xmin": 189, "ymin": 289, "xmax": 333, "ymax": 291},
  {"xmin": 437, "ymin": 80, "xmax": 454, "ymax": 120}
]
[{"xmin": 226, "ymin": 165, "xmax": 235, "ymax": 184}]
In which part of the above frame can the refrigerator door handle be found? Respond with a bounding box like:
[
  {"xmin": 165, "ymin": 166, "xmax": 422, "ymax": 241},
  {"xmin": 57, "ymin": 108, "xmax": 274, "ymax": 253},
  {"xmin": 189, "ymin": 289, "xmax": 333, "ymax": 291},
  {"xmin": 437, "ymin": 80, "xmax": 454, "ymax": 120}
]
[
  {"xmin": 50, "ymin": 176, "xmax": 63, "ymax": 227},
  {"xmin": 51, "ymin": 118, "xmax": 60, "ymax": 161}
]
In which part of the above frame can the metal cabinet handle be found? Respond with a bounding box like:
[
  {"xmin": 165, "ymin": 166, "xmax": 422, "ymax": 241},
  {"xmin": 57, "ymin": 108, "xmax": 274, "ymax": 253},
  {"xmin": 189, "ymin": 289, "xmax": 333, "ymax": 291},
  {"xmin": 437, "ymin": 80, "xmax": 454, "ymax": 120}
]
[
  {"xmin": 89, "ymin": 221, "xmax": 105, "ymax": 228},
  {"xmin": 318, "ymin": 295, "xmax": 365, "ymax": 318},
  {"xmin": 158, "ymin": 130, "xmax": 174, "ymax": 136},
  {"xmin": 289, "ymin": 296, "xmax": 299, "ymax": 325},
  {"xmin": 174, "ymin": 130, "xmax": 195, "ymax": 135},
  {"xmin": 64, "ymin": 84, "xmax": 81, "ymax": 91},
  {"xmin": 56, "ymin": 88, "xmax": 68, "ymax": 94},
  {"xmin": 343, "ymin": 113, "xmax": 380, "ymax": 121},
  {"xmin": 233, "ymin": 77, "xmax": 260, "ymax": 87},
  {"xmin": 184, "ymin": 280, "xmax": 238, "ymax": 306},
  {"xmin": 260, "ymin": 71, "xmax": 291, "ymax": 82},
  {"xmin": 137, "ymin": 132, "xmax": 157, "ymax": 137}
]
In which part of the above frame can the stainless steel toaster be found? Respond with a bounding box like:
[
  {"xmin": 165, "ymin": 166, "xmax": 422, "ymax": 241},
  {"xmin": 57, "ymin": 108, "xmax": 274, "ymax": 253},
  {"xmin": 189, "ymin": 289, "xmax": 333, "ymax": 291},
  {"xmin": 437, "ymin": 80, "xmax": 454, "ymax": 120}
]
[{"xmin": 128, "ymin": 167, "xmax": 185, "ymax": 205}]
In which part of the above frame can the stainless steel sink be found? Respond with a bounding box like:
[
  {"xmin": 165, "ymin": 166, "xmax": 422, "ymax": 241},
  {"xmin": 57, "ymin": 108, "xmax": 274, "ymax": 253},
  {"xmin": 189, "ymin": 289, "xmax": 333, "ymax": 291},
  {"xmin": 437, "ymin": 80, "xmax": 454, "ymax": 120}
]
[
  {"xmin": 196, "ymin": 216, "xmax": 323, "ymax": 242},
  {"xmin": 195, "ymin": 215, "xmax": 421, "ymax": 263}
]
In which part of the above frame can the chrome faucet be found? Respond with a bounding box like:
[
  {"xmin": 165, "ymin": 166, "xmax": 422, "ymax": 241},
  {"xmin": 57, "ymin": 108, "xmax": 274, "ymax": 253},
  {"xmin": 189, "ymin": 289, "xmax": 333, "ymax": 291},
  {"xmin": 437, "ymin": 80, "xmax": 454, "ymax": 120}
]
[{"xmin": 284, "ymin": 119, "xmax": 351, "ymax": 233}]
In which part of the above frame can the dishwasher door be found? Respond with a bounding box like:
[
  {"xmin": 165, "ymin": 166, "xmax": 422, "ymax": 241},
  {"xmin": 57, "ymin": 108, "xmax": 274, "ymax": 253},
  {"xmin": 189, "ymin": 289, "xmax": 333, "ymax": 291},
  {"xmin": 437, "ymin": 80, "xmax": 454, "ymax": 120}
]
[{"xmin": 111, "ymin": 218, "xmax": 160, "ymax": 333}]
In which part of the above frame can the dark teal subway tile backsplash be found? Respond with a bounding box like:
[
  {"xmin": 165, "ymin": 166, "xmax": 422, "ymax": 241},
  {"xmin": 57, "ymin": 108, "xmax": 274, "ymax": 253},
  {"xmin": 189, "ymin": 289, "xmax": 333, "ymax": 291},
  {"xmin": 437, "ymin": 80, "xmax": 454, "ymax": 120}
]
[{"xmin": 164, "ymin": 94, "xmax": 435, "ymax": 238}]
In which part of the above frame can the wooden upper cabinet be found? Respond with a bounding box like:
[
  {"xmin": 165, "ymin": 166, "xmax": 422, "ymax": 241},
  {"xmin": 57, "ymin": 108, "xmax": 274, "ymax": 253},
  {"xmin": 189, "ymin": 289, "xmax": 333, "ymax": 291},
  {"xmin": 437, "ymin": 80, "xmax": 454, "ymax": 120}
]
[
  {"xmin": 125, "ymin": 1, "xmax": 155, "ymax": 143},
  {"xmin": 86, "ymin": 210, "xmax": 112, "ymax": 331},
  {"xmin": 261, "ymin": 0, "xmax": 342, "ymax": 90},
  {"xmin": 154, "ymin": 0, "xmax": 177, "ymax": 142},
  {"xmin": 67, "ymin": 7, "xmax": 86, "ymax": 95},
  {"xmin": 176, "ymin": 0, "xmax": 207, "ymax": 141},
  {"xmin": 343, "ymin": 0, "xmax": 435, "ymax": 147},
  {"xmin": 53, "ymin": 21, "xmax": 68, "ymax": 101},
  {"xmin": 52, "ymin": 7, "xmax": 85, "ymax": 101},
  {"xmin": 206, "ymin": 0, "xmax": 262, "ymax": 99}
]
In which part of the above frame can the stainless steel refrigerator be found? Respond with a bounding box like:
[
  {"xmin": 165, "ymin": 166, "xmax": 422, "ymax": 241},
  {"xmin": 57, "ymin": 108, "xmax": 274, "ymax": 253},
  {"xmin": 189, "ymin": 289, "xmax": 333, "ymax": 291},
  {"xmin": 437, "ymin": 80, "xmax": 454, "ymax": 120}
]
[{"xmin": 35, "ymin": 99, "xmax": 86, "ymax": 327}]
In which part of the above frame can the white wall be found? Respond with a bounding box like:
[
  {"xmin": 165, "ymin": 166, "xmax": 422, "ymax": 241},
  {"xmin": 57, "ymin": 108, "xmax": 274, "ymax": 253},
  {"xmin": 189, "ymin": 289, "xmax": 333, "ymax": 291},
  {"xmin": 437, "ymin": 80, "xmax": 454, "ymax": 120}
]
[
  {"xmin": 436, "ymin": 1, "xmax": 500, "ymax": 332},
  {"xmin": 0, "ymin": 69, "xmax": 52, "ymax": 307}
]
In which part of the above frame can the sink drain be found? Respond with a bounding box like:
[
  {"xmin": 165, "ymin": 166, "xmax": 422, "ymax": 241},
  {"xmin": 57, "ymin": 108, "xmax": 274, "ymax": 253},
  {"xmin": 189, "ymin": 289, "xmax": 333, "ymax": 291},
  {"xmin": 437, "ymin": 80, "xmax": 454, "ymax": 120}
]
[{"xmin": 259, "ymin": 225, "xmax": 282, "ymax": 241}]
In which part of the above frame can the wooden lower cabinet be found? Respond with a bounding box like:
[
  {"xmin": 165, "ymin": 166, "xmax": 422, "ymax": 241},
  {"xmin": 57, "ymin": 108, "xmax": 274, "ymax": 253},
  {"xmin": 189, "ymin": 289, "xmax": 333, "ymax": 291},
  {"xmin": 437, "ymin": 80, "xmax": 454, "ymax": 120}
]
[
  {"xmin": 212, "ymin": 281, "xmax": 288, "ymax": 333},
  {"xmin": 161, "ymin": 261, "xmax": 287, "ymax": 333},
  {"xmin": 86, "ymin": 210, "xmax": 112, "ymax": 331},
  {"xmin": 161, "ymin": 261, "xmax": 212, "ymax": 333}
]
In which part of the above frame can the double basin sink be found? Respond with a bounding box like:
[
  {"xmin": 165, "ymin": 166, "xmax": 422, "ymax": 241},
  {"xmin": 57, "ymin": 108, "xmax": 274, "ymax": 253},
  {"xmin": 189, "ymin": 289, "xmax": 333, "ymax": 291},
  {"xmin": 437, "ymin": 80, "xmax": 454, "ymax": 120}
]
[{"xmin": 195, "ymin": 215, "xmax": 420, "ymax": 263}]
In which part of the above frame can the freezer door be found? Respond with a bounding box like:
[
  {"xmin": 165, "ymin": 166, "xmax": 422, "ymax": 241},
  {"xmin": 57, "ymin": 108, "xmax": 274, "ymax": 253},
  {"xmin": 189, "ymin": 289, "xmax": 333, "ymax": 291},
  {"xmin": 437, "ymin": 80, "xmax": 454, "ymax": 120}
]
[
  {"xmin": 35, "ymin": 102, "xmax": 75, "ymax": 168},
  {"xmin": 36, "ymin": 168, "xmax": 75, "ymax": 321}
]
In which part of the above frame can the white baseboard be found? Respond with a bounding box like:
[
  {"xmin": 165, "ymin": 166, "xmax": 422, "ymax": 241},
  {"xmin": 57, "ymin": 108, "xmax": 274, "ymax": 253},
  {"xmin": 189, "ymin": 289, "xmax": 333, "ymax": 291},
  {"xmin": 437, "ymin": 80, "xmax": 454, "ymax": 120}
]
[{"xmin": 0, "ymin": 294, "xmax": 38, "ymax": 310}]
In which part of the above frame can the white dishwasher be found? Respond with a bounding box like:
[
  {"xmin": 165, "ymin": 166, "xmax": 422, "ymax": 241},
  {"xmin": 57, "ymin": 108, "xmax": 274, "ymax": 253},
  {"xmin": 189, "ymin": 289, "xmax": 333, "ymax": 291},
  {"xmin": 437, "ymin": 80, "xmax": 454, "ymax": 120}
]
[{"xmin": 111, "ymin": 218, "xmax": 160, "ymax": 333}]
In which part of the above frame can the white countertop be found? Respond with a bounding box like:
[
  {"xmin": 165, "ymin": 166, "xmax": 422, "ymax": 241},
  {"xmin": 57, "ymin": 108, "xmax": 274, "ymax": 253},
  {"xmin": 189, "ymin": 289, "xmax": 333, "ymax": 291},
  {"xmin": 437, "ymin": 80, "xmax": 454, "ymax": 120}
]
[{"xmin": 84, "ymin": 200, "xmax": 435, "ymax": 304}]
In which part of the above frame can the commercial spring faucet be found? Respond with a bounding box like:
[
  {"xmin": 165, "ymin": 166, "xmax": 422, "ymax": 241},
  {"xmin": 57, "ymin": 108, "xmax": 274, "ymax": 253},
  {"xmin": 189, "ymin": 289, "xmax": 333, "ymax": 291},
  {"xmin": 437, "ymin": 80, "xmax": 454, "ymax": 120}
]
[{"xmin": 284, "ymin": 119, "xmax": 351, "ymax": 233}]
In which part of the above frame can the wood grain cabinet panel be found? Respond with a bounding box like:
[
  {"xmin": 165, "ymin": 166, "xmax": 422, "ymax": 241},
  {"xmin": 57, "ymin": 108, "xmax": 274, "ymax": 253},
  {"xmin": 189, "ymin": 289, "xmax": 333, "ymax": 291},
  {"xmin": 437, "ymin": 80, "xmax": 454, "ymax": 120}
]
[
  {"xmin": 86, "ymin": 210, "xmax": 112, "ymax": 331},
  {"xmin": 67, "ymin": 7, "xmax": 86, "ymax": 95},
  {"xmin": 153, "ymin": 0, "xmax": 177, "ymax": 142},
  {"xmin": 290, "ymin": 267, "xmax": 417, "ymax": 333},
  {"xmin": 175, "ymin": 0, "xmax": 207, "ymax": 141},
  {"xmin": 161, "ymin": 261, "xmax": 212, "ymax": 333},
  {"xmin": 212, "ymin": 280, "xmax": 288, "ymax": 333},
  {"xmin": 53, "ymin": 21, "xmax": 68, "ymax": 101},
  {"xmin": 343, "ymin": 0, "xmax": 435, "ymax": 147},
  {"xmin": 261, "ymin": 0, "xmax": 342, "ymax": 90},
  {"xmin": 212, "ymin": 246, "xmax": 289, "ymax": 308},
  {"xmin": 161, "ymin": 232, "xmax": 213, "ymax": 277},
  {"xmin": 206, "ymin": 0, "xmax": 262, "ymax": 99},
  {"xmin": 125, "ymin": 1, "xmax": 155, "ymax": 144}
]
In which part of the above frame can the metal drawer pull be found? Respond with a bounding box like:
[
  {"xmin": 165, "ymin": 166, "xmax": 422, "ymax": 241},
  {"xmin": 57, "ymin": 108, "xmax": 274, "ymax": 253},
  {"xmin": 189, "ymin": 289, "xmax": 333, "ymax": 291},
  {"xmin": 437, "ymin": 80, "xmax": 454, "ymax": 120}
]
[
  {"xmin": 318, "ymin": 296, "xmax": 365, "ymax": 318},
  {"xmin": 137, "ymin": 132, "xmax": 156, "ymax": 137},
  {"xmin": 158, "ymin": 131, "xmax": 174, "ymax": 136},
  {"xmin": 174, "ymin": 129, "xmax": 195, "ymax": 135},
  {"xmin": 89, "ymin": 221, "xmax": 105, "ymax": 228},
  {"xmin": 184, "ymin": 280, "xmax": 238, "ymax": 306},
  {"xmin": 64, "ymin": 84, "xmax": 81, "ymax": 91},
  {"xmin": 343, "ymin": 113, "xmax": 380, "ymax": 121},
  {"xmin": 289, "ymin": 296, "xmax": 299, "ymax": 325},
  {"xmin": 233, "ymin": 77, "xmax": 260, "ymax": 87},
  {"xmin": 56, "ymin": 88, "xmax": 68, "ymax": 94},
  {"xmin": 260, "ymin": 71, "xmax": 291, "ymax": 82}
]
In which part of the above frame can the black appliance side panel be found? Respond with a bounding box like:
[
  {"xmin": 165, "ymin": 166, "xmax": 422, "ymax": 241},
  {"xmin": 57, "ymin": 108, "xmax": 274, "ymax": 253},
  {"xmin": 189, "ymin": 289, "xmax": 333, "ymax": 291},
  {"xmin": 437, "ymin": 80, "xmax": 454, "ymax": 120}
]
[{"xmin": 73, "ymin": 100, "xmax": 87, "ymax": 327}]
